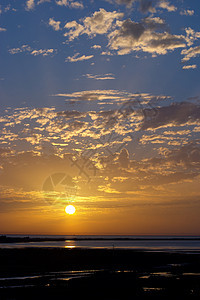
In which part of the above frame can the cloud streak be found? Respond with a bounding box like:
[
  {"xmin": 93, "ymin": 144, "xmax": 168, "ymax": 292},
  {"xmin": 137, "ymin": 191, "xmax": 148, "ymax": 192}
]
[
  {"xmin": 66, "ymin": 53, "xmax": 94, "ymax": 62},
  {"xmin": 9, "ymin": 45, "xmax": 56, "ymax": 57},
  {"xmin": 83, "ymin": 73, "xmax": 116, "ymax": 80}
]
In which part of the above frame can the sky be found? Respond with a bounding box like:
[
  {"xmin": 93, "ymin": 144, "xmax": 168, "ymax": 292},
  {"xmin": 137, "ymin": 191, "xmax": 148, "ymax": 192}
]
[{"xmin": 0, "ymin": 0, "xmax": 200, "ymax": 235}]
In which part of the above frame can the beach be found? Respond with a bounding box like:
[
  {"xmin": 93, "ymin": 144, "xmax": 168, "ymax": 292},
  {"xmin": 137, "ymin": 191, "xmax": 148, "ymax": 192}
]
[{"xmin": 0, "ymin": 247, "xmax": 200, "ymax": 299}]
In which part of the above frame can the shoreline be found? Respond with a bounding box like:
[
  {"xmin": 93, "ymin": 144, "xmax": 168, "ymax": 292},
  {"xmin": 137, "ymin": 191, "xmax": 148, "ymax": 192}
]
[{"xmin": 0, "ymin": 248, "xmax": 200, "ymax": 299}]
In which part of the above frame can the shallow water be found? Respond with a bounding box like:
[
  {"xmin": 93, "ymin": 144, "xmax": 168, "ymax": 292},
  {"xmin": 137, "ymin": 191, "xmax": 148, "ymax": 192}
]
[{"xmin": 1, "ymin": 235, "xmax": 200, "ymax": 252}]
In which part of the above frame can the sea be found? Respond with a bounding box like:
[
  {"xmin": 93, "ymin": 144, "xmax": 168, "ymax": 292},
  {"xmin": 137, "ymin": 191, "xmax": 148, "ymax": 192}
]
[{"xmin": 1, "ymin": 235, "xmax": 200, "ymax": 252}]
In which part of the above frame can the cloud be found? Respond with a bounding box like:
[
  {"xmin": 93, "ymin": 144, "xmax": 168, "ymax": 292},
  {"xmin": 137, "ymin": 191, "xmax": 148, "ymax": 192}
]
[
  {"xmin": 117, "ymin": 148, "xmax": 130, "ymax": 168},
  {"xmin": 84, "ymin": 73, "xmax": 115, "ymax": 80},
  {"xmin": 112, "ymin": 0, "xmax": 136, "ymax": 7},
  {"xmin": 56, "ymin": 0, "xmax": 68, "ymax": 5},
  {"xmin": 141, "ymin": 102, "xmax": 200, "ymax": 130},
  {"xmin": 8, "ymin": 44, "xmax": 32, "ymax": 54},
  {"xmin": 66, "ymin": 53, "xmax": 94, "ymax": 62},
  {"xmin": 158, "ymin": 0, "xmax": 177, "ymax": 12},
  {"xmin": 64, "ymin": 9, "xmax": 124, "ymax": 41},
  {"xmin": 63, "ymin": 8, "xmax": 187, "ymax": 58},
  {"xmin": 8, "ymin": 44, "xmax": 56, "ymax": 57},
  {"xmin": 182, "ymin": 64, "xmax": 197, "ymax": 70},
  {"xmin": 64, "ymin": 21, "xmax": 84, "ymax": 41},
  {"xmin": 70, "ymin": 1, "xmax": 83, "ymax": 8},
  {"xmin": 56, "ymin": 0, "xmax": 83, "ymax": 9},
  {"xmin": 26, "ymin": 0, "xmax": 35, "ymax": 10},
  {"xmin": 139, "ymin": 0, "xmax": 156, "ymax": 13},
  {"xmin": 0, "ymin": 27, "xmax": 6, "ymax": 32},
  {"xmin": 54, "ymin": 89, "xmax": 134, "ymax": 102},
  {"xmin": 92, "ymin": 45, "xmax": 102, "ymax": 49},
  {"xmin": 181, "ymin": 46, "xmax": 200, "ymax": 62},
  {"xmin": 108, "ymin": 18, "xmax": 185, "ymax": 55},
  {"xmin": 49, "ymin": 18, "xmax": 61, "ymax": 31},
  {"xmin": 180, "ymin": 9, "xmax": 194, "ymax": 16},
  {"xmin": 83, "ymin": 9, "xmax": 123, "ymax": 36},
  {"xmin": 185, "ymin": 28, "xmax": 200, "ymax": 47},
  {"xmin": 37, "ymin": 0, "xmax": 51, "ymax": 3},
  {"xmin": 57, "ymin": 110, "xmax": 86, "ymax": 119},
  {"xmin": 147, "ymin": 142, "xmax": 200, "ymax": 170},
  {"xmin": 31, "ymin": 49, "xmax": 55, "ymax": 56},
  {"xmin": 109, "ymin": 0, "xmax": 176, "ymax": 13}
]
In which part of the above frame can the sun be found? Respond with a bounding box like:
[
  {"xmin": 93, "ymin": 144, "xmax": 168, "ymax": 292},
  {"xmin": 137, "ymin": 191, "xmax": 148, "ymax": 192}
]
[{"xmin": 65, "ymin": 205, "xmax": 76, "ymax": 215}]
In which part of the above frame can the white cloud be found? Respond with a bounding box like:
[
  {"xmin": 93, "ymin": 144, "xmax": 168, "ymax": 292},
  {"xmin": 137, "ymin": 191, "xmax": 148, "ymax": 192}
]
[
  {"xmin": 64, "ymin": 21, "xmax": 84, "ymax": 41},
  {"xmin": 31, "ymin": 49, "xmax": 55, "ymax": 56},
  {"xmin": 49, "ymin": 18, "xmax": 61, "ymax": 31},
  {"xmin": 83, "ymin": 9, "xmax": 124, "ymax": 36},
  {"xmin": 64, "ymin": 9, "xmax": 124, "ymax": 41},
  {"xmin": 56, "ymin": 0, "xmax": 83, "ymax": 9},
  {"xmin": 66, "ymin": 53, "xmax": 94, "ymax": 62},
  {"xmin": 185, "ymin": 28, "xmax": 200, "ymax": 47},
  {"xmin": 9, "ymin": 45, "xmax": 31, "ymax": 54},
  {"xmin": 101, "ymin": 51, "xmax": 113, "ymax": 56},
  {"xmin": 180, "ymin": 9, "xmax": 194, "ymax": 16},
  {"xmin": 158, "ymin": 0, "xmax": 177, "ymax": 12},
  {"xmin": 56, "ymin": 0, "xmax": 68, "ymax": 5},
  {"xmin": 9, "ymin": 45, "xmax": 56, "ymax": 57},
  {"xmin": 26, "ymin": 0, "xmax": 35, "ymax": 10},
  {"xmin": 181, "ymin": 46, "xmax": 200, "ymax": 62},
  {"xmin": 70, "ymin": 1, "xmax": 83, "ymax": 9},
  {"xmin": 84, "ymin": 73, "xmax": 115, "ymax": 80},
  {"xmin": 0, "ymin": 27, "xmax": 6, "ymax": 32},
  {"xmin": 92, "ymin": 45, "xmax": 102, "ymax": 49},
  {"xmin": 182, "ymin": 65, "xmax": 197, "ymax": 70}
]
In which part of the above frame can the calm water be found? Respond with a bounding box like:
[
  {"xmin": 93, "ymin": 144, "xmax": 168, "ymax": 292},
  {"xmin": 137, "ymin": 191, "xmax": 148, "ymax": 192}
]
[{"xmin": 1, "ymin": 235, "xmax": 200, "ymax": 252}]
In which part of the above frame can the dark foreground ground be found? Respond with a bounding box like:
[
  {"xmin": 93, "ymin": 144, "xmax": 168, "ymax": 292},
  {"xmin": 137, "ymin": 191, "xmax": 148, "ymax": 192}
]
[{"xmin": 0, "ymin": 248, "xmax": 200, "ymax": 299}]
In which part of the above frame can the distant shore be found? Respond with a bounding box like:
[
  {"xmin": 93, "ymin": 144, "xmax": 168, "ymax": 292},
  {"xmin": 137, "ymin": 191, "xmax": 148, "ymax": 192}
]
[{"xmin": 1, "ymin": 235, "xmax": 200, "ymax": 244}]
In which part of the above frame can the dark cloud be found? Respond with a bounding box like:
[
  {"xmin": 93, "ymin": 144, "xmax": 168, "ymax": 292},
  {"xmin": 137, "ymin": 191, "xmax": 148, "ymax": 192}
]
[
  {"xmin": 141, "ymin": 102, "xmax": 200, "ymax": 130},
  {"xmin": 68, "ymin": 120, "xmax": 85, "ymax": 130},
  {"xmin": 112, "ymin": 0, "xmax": 156, "ymax": 12},
  {"xmin": 57, "ymin": 110, "xmax": 86, "ymax": 119},
  {"xmin": 108, "ymin": 17, "xmax": 185, "ymax": 55},
  {"xmin": 118, "ymin": 18, "xmax": 145, "ymax": 40},
  {"xmin": 166, "ymin": 142, "xmax": 200, "ymax": 168},
  {"xmin": 0, "ymin": 147, "xmax": 11, "ymax": 156},
  {"xmin": 143, "ymin": 17, "xmax": 166, "ymax": 31},
  {"xmin": 117, "ymin": 148, "xmax": 130, "ymax": 168},
  {"xmin": 139, "ymin": 0, "xmax": 155, "ymax": 13},
  {"xmin": 114, "ymin": 0, "xmax": 136, "ymax": 7}
]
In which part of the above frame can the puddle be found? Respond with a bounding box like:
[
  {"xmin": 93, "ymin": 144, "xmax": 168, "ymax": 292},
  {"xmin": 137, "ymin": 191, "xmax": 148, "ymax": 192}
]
[
  {"xmin": 182, "ymin": 273, "xmax": 200, "ymax": 276},
  {"xmin": 139, "ymin": 275, "xmax": 150, "ymax": 279},
  {"xmin": 151, "ymin": 272, "xmax": 173, "ymax": 277},
  {"xmin": 0, "ymin": 275, "xmax": 43, "ymax": 281},
  {"xmin": 0, "ymin": 284, "xmax": 35, "ymax": 289},
  {"xmin": 0, "ymin": 270, "xmax": 99, "ymax": 289},
  {"xmin": 143, "ymin": 287, "xmax": 163, "ymax": 292}
]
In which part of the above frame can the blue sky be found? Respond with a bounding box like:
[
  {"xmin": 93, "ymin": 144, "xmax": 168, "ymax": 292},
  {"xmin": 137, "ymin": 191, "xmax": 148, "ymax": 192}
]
[
  {"xmin": 0, "ymin": 0, "xmax": 200, "ymax": 234},
  {"xmin": 1, "ymin": 0, "xmax": 200, "ymax": 107}
]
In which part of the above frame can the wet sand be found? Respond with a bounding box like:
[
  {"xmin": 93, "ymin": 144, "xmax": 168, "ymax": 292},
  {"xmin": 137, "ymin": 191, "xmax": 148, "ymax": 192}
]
[{"xmin": 0, "ymin": 248, "xmax": 200, "ymax": 299}]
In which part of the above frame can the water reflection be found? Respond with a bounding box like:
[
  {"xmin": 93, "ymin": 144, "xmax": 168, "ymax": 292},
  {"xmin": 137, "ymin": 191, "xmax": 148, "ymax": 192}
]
[{"xmin": 64, "ymin": 240, "xmax": 76, "ymax": 249}]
